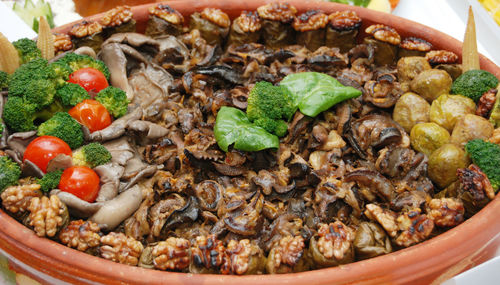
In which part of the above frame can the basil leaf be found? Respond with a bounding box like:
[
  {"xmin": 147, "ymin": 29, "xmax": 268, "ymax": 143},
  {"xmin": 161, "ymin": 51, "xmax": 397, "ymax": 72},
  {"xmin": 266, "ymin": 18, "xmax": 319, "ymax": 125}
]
[
  {"xmin": 214, "ymin": 106, "xmax": 280, "ymax": 152},
  {"xmin": 280, "ymin": 72, "xmax": 362, "ymax": 117}
]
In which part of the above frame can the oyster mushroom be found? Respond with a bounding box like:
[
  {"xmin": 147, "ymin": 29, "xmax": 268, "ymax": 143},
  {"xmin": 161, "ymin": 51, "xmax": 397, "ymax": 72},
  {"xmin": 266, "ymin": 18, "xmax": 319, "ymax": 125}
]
[{"xmin": 90, "ymin": 184, "xmax": 143, "ymax": 230}]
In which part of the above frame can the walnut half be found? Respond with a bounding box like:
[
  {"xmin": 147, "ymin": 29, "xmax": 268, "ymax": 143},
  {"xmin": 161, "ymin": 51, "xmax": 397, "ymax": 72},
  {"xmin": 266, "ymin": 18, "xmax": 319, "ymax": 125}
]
[
  {"xmin": 1, "ymin": 183, "xmax": 42, "ymax": 214},
  {"xmin": 27, "ymin": 195, "xmax": 68, "ymax": 237},
  {"xmin": 316, "ymin": 221, "xmax": 355, "ymax": 260},
  {"xmin": 426, "ymin": 198, "xmax": 464, "ymax": 227},
  {"xmin": 100, "ymin": 232, "xmax": 144, "ymax": 266},
  {"xmin": 365, "ymin": 24, "xmax": 401, "ymax": 45},
  {"xmin": 59, "ymin": 220, "xmax": 102, "ymax": 252},
  {"xmin": 152, "ymin": 237, "xmax": 191, "ymax": 271}
]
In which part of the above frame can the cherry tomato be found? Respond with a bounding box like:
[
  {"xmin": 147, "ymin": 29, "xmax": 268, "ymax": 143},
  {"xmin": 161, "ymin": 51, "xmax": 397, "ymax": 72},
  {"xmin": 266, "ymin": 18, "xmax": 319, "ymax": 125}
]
[
  {"xmin": 23, "ymin": 136, "xmax": 72, "ymax": 173},
  {"xmin": 68, "ymin": 67, "xmax": 109, "ymax": 93},
  {"xmin": 68, "ymin": 99, "xmax": 112, "ymax": 132},
  {"xmin": 59, "ymin": 166, "xmax": 100, "ymax": 203}
]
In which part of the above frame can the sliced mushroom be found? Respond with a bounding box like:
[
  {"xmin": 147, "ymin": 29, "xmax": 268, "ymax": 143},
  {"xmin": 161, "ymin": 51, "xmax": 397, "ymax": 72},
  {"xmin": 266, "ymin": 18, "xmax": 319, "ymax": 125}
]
[
  {"xmin": 99, "ymin": 43, "xmax": 134, "ymax": 99},
  {"xmin": 127, "ymin": 120, "xmax": 169, "ymax": 139},
  {"xmin": 90, "ymin": 184, "xmax": 143, "ymax": 230},
  {"xmin": 345, "ymin": 170, "xmax": 395, "ymax": 202},
  {"xmin": 51, "ymin": 189, "xmax": 103, "ymax": 218},
  {"xmin": 194, "ymin": 180, "xmax": 223, "ymax": 212},
  {"xmin": 90, "ymin": 107, "xmax": 142, "ymax": 142},
  {"xmin": 6, "ymin": 131, "xmax": 37, "ymax": 157},
  {"xmin": 94, "ymin": 163, "xmax": 124, "ymax": 202},
  {"xmin": 102, "ymin": 137, "xmax": 135, "ymax": 166},
  {"xmin": 46, "ymin": 154, "xmax": 73, "ymax": 172}
]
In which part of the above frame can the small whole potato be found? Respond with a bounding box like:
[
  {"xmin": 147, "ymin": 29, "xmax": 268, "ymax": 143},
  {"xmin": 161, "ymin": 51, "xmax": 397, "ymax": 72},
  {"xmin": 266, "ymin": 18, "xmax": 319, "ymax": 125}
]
[
  {"xmin": 410, "ymin": 122, "xmax": 450, "ymax": 156},
  {"xmin": 450, "ymin": 114, "xmax": 494, "ymax": 148},
  {"xmin": 410, "ymin": 69, "xmax": 453, "ymax": 102},
  {"xmin": 428, "ymin": 143, "xmax": 469, "ymax": 189},
  {"xmin": 393, "ymin": 92, "xmax": 431, "ymax": 133},
  {"xmin": 430, "ymin": 94, "xmax": 476, "ymax": 132},
  {"xmin": 397, "ymin": 56, "xmax": 431, "ymax": 83}
]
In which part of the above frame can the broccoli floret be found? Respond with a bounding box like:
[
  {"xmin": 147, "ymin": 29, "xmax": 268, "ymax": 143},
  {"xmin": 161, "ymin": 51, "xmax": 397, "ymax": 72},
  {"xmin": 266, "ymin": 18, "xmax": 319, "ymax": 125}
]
[
  {"xmin": 451, "ymin": 70, "xmax": 499, "ymax": 102},
  {"xmin": 12, "ymin": 38, "xmax": 42, "ymax": 64},
  {"xmin": 8, "ymin": 58, "xmax": 56, "ymax": 98},
  {"xmin": 24, "ymin": 79, "xmax": 56, "ymax": 110},
  {"xmin": 3, "ymin": 96, "xmax": 37, "ymax": 132},
  {"xmin": 465, "ymin": 139, "xmax": 500, "ymax": 190},
  {"xmin": 246, "ymin": 81, "xmax": 295, "ymax": 137},
  {"xmin": 0, "ymin": 71, "xmax": 9, "ymax": 89},
  {"xmin": 37, "ymin": 169, "xmax": 62, "ymax": 192},
  {"xmin": 72, "ymin": 142, "xmax": 112, "ymax": 168},
  {"xmin": 95, "ymin": 86, "xmax": 129, "ymax": 118},
  {"xmin": 3, "ymin": 96, "xmax": 64, "ymax": 133},
  {"xmin": 58, "ymin": 53, "xmax": 110, "ymax": 80},
  {"xmin": 56, "ymin": 83, "xmax": 90, "ymax": 107},
  {"xmin": 0, "ymin": 119, "xmax": 4, "ymax": 137},
  {"xmin": 12, "ymin": 0, "xmax": 54, "ymax": 32},
  {"xmin": 0, "ymin": 156, "xmax": 21, "ymax": 192},
  {"xmin": 37, "ymin": 112, "xmax": 84, "ymax": 149},
  {"xmin": 49, "ymin": 61, "xmax": 73, "ymax": 88}
]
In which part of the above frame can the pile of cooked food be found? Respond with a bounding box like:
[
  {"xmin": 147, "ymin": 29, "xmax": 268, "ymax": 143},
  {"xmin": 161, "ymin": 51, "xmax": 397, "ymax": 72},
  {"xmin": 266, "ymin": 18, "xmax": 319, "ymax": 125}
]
[{"xmin": 0, "ymin": 2, "xmax": 499, "ymax": 275}]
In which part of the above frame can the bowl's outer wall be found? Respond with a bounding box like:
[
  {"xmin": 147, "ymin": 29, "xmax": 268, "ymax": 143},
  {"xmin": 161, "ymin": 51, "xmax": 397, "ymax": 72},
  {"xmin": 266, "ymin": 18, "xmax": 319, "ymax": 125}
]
[{"xmin": 1, "ymin": 1, "xmax": 499, "ymax": 284}]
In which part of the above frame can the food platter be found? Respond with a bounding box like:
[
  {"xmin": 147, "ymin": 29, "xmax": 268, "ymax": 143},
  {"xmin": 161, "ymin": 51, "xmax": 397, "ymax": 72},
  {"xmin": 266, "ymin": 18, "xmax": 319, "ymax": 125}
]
[{"xmin": 0, "ymin": 0, "xmax": 499, "ymax": 284}]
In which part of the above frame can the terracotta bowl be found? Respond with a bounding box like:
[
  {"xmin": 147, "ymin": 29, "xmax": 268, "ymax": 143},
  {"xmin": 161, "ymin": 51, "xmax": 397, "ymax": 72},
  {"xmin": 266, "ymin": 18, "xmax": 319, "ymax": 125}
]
[{"xmin": 1, "ymin": 0, "xmax": 499, "ymax": 284}]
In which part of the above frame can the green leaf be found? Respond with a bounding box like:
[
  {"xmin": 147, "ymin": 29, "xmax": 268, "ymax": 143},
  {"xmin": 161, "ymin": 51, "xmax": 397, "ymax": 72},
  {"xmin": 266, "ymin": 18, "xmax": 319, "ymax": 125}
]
[
  {"xmin": 280, "ymin": 72, "xmax": 362, "ymax": 117},
  {"xmin": 328, "ymin": 0, "xmax": 370, "ymax": 7},
  {"xmin": 214, "ymin": 106, "xmax": 280, "ymax": 152}
]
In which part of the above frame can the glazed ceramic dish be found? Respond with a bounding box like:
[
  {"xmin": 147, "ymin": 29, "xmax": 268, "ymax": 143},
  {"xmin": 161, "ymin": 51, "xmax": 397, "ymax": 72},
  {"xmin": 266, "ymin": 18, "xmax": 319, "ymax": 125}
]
[{"xmin": 0, "ymin": 0, "xmax": 499, "ymax": 284}]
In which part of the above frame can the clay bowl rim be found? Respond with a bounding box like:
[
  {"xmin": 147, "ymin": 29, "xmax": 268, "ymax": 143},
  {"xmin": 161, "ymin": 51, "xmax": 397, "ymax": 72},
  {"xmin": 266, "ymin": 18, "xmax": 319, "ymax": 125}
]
[{"xmin": 1, "ymin": 1, "xmax": 500, "ymax": 284}]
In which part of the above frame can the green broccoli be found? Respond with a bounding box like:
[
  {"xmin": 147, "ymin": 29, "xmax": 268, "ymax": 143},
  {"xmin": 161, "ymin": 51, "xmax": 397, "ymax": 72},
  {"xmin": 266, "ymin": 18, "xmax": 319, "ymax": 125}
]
[
  {"xmin": 58, "ymin": 53, "xmax": 110, "ymax": 80},
  {"xmin": 246, "ymin": 81, "xmax": 296, "ymax": 137},
  {"xmin": 3, "ymin": 96, "xmax": 65, "ymax": 133},
  {"xmin": 49, "ymin": 61, "xmax": 73, "ymax": 88},
  {"xmin": 0, "ymin": 119, "xmax": 4, "ymax": 137},
  {"xmin": 37, "ymin": 112, "xmax": 84, "ymax": 149},
  {"xmin": 12, "ymin": 38, "xmax": 42, "ymax": 64},
  {"xmin": 465, "ymin": 139, "xmax": 500, "ymax": 190},
  {"xmin": 0, "ymin": 156, "xmax": 22, "ymax": 192},
  {"xmin": 12, "ymin": 0, "xmax": 54, "ymax": 32},
  {"xmin": 8, "ymin": 58, "xmax": 56, "ymax": 98},
  {"xmin": 56, "ymin": 83, "xmax": 90, "ymax": 107},
  {"xmin": 24, "ymin": 79, "xmax": 56, "ymax": 110},
  {"xmin": 72, "ymin": 142, "xmax": 112, "ymax": 168},
  {"xmin": 95, "ymin": 86, "xmax": 129, "ymax": 118},
  {"xmin": 37, "ymin": 169, "xmax": 62, "ymax": 192},
  {"xmin": 0, "ymin": 71, "xmax": 10, "ymax": 90},
  {"xmin": 451, "ymin": 70, "xmax": 499, "ymax": 102},
  {"xmin": 3, "ymin": 96, "xmax": 37, "ymax": 132}
]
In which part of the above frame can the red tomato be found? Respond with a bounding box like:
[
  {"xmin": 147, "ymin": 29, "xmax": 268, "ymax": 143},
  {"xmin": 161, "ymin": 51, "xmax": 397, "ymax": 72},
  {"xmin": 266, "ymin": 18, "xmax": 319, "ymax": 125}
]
[
  {"xmin": 23, "ymin": 136, "xmax": 72, "ymax": 173},
  {"xmin": 59, "ymin": 166, "xmax": 100, "ymax": 202},
  {"xmin": 68, "ymin": 99, "xmax": 112, "ymax": 132},
  {"xmin": 68, "ymin": 67, "xmax": 109, "ymax": 93}
]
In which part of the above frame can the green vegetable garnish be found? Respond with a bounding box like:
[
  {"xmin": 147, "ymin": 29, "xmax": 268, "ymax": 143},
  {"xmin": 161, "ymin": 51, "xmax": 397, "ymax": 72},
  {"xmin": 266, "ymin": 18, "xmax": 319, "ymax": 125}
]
[
  {"xmin": 12, "ymin": 38, "xmax": 41, "ymax": 65},
  {"xmin": 56, "ymin": 82, "xmax": 90, "ymax": 107},
  {"xmin": 37, "ymin": 112, "xmax": 84, "ymax": 149},
  {"xmin": 450, "ymin": 69, "xmax": 499, "ymax": 102},
  {"xmin": 247, "ymin": 81, "xmax": 295, "ymax": 137},
  {"xmin": 214, "ymin": 106, "xmax": 280, "ymax": 152},
  {"xmin": 280, "ymin": 72, "xmax": 362, "ymax": 117},
  {"xmin": 465, "ymin": 139, "xmax": 500, "ymax": 190},
  {"xmin": 0, "ymin": 156, "xmax": 21, "ymax": 193},
  {"xmin": 95, "ymin": 86, "xmax": 130, "ymax": 118},
  {"xmin": 12, "ymin": 0, "xmax": 55, "ymax": 32},
  {"xmin": 72, "ymin": 142, "xmax": 112, "ymax": 168},
  {"xmin": 328, "ymin": 0, "xmax": 371, "ymax": 7},
  {"xmin": 38, "ymin": 170, "xmax": 63, "ymax": 192}
]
